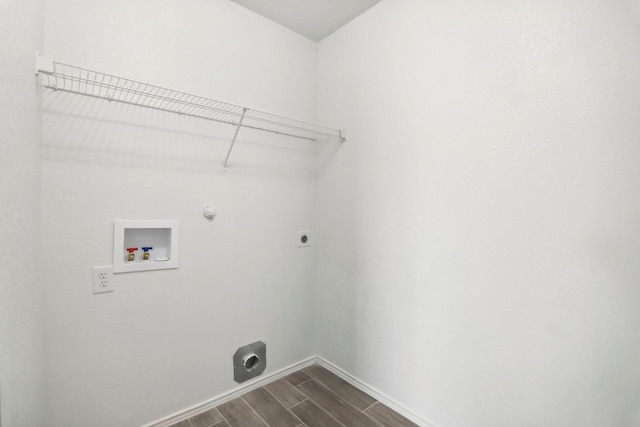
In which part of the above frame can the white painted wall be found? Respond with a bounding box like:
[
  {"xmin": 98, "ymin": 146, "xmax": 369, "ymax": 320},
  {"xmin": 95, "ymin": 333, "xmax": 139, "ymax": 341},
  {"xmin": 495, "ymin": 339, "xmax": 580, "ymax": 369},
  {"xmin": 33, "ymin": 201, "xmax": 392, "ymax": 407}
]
[
  {"xmin": 316, "ymin": 1, "xmax": 640, "ymax": 426},
  {"xmin": 23, "ymin": 0, "xmax": 640, "ymax": 425},
  {"xmin": 41, "ymin": 1, "xmax": 318, "ymax": 425},
  {"xmin": 0, "ymin": 0, "xmax": 45, "ymax": 426}
]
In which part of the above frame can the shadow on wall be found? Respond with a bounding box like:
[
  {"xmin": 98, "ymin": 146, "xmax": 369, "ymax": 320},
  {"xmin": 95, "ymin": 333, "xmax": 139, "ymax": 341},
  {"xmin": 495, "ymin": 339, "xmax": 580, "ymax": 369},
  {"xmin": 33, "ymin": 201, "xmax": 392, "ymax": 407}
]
[
  {"xmin": 315, "ymin": 136, "xmax": 344, "ymax": 177},
  {"xmin": 40, "ymin": 87, "xmax": 338, "ymax": 181}
]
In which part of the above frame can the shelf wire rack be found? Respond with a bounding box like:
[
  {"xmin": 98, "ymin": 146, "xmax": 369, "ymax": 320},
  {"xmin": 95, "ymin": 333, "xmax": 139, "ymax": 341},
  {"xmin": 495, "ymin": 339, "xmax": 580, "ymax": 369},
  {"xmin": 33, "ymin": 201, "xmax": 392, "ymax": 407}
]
[{"xmin": 36, "ymin": 56, "xmax": 344, "ymax": 167}]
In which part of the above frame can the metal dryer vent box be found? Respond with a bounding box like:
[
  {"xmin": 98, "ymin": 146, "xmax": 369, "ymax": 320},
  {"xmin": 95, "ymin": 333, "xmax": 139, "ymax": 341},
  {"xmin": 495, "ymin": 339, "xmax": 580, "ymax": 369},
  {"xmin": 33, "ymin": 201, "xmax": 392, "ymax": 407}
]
[{"xmin": 233, "ymin": 341, "xmax": 266, "ymax": 383}]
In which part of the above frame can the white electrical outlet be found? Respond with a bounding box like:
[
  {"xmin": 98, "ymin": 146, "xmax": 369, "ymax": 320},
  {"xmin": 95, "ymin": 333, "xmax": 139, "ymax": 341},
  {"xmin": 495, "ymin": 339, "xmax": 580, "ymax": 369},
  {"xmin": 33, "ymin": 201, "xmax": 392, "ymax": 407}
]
[{"xmin": 93, "ymin": 266, "xmax": 114, "ymax": 294}]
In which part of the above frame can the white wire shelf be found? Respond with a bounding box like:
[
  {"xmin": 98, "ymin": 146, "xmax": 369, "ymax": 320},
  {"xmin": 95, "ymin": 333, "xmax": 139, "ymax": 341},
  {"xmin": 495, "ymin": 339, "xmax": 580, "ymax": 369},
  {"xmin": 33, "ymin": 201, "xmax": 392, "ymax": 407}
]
[{"xmin": 35, "ymin": 56, "xmax": 345, "ymax": 167}]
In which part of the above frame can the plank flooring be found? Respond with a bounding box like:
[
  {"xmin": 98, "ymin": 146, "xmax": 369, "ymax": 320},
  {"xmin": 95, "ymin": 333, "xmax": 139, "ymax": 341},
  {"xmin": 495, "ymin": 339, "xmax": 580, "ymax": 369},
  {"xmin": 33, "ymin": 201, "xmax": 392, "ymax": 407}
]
[{"xmin": 169, "ymin": 365, "xmax": 418, "ymax": 427}]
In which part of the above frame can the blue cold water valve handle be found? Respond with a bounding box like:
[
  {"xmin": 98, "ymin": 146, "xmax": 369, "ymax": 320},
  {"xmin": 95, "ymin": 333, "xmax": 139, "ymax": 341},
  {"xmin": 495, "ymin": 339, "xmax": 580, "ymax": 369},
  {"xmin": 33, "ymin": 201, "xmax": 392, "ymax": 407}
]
[{"xmin": 142, "ymin": 247, "xmax": 153, "ymax": 251}]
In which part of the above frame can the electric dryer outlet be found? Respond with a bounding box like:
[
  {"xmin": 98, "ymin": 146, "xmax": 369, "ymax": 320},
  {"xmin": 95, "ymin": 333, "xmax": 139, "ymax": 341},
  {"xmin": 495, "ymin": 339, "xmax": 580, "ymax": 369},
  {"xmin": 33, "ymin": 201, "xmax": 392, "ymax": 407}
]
[{"xmin": 298, "ymin": 231, "xmax": 311, "ymax": 247}]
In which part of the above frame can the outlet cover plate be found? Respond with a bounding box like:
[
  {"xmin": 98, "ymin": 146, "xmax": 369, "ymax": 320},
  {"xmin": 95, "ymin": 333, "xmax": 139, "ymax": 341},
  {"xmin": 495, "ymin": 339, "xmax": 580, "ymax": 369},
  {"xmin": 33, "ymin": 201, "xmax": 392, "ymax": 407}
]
[{"xmin": 93, "ymin": 266, "xmax": 114, "ymax": 294}]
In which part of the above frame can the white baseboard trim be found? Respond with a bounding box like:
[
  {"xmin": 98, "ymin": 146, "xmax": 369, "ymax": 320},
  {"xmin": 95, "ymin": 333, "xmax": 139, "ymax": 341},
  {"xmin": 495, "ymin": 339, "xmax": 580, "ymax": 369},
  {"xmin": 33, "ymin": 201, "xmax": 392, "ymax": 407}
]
[
  {"xmin": 314, "ymin": 357, "xmax": 438, "ymax": 427},
  {"xmin": 144, "ymin": 355, "xmax": 439, "ymax": 427},
  {"xmin": 143, "ymin": 356, "xmax": 318, "ymax": 427}
]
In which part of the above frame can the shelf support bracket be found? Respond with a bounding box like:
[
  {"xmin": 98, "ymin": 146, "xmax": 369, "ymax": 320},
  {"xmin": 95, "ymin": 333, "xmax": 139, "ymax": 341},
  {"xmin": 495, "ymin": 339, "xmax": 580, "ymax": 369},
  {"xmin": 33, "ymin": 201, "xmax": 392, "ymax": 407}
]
[
  {"xmin": 35, "ymin": 54, "xmax": 54, "ymax": 76},
  {"xmin": 223, "ymin": 107, "xmax": 248, "ymax": 168}
]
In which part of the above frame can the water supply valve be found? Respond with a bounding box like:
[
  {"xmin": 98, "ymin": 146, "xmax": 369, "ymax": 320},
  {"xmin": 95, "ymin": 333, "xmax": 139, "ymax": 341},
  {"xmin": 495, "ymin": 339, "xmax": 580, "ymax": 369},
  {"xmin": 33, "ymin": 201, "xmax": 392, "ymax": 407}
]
[
  {"xmin": 113, "ymin": 220, "xmax": 179, "ymax": 273},
  {"xmin": 141, "ymin": 247, "xmax": 153, "ymax": 260},
  {"xmin": 126, "ymin": 247, "xmax": 138, "ymax": 262}
]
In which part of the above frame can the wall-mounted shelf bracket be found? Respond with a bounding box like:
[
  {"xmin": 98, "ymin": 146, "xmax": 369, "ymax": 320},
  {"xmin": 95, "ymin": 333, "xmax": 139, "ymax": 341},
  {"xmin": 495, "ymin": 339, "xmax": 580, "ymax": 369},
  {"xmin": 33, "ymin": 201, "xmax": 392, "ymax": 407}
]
[
  {"xmin": 35, "ymin": 55, "xmax": 346, "ymax": 168},
  {"xmin": 223, "ymin": 107, "xmax": 248, "ymax": 169}
]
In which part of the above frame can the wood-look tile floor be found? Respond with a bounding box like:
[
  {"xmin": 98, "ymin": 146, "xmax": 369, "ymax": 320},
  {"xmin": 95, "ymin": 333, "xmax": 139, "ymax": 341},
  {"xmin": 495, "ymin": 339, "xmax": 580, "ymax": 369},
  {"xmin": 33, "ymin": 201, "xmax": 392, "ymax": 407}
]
[{"xmin": 169, "ymin": 364, "xmax": 418, "ymax": 427}]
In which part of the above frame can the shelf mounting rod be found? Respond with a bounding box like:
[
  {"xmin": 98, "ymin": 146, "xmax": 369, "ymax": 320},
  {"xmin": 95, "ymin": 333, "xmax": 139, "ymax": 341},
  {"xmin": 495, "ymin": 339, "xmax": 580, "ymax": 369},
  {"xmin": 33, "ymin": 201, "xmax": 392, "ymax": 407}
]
[{"xmin": 223, "ymin": 107, "xmax": 248, "ymax": 168}]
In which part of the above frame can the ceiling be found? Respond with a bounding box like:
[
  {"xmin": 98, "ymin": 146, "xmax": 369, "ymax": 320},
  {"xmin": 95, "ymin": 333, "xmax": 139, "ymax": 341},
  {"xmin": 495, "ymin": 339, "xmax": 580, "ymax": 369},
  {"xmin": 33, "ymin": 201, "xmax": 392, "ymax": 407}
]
[{"xmin": 229, "ymin": 0, "xmax": 383, "ymax": 42}]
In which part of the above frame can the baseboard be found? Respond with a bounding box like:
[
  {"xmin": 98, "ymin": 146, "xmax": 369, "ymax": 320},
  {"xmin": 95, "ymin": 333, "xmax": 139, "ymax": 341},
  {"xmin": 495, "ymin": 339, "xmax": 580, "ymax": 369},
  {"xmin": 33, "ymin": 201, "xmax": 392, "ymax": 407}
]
[
  {"xmin": 314, "ymin": 357, "xmax": 438, "ymax": 427},
  {"xmin": 143, "ymin": 356, "xmax": 318, "ymax": 427},
  {"xmin": 144, "ymin": 355, "xmax": 438, "ymax": 427}
]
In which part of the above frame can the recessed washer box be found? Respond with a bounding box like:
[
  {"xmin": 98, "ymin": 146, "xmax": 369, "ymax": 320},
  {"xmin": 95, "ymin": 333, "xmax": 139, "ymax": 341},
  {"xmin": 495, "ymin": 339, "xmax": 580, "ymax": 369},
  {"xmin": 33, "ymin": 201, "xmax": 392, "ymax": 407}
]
[{"xmin": 113, "ymin": 220, "xmax": 179, "ymax": 273}]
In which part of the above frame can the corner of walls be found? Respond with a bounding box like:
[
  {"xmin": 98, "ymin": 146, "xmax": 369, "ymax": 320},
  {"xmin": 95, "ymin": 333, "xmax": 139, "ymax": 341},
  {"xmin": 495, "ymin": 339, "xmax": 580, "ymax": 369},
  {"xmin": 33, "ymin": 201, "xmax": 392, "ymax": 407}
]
[{"xmin": 0, "ymin": 0, "xmax": 45, "ymax": 426}]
